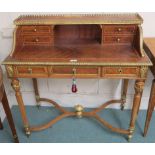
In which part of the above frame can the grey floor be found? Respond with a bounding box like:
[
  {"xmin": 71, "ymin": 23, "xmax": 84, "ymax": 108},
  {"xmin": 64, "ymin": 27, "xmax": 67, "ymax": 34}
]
[{"xmin": 0, "ymin": 106, "xmax": 155, "ymax": 143}]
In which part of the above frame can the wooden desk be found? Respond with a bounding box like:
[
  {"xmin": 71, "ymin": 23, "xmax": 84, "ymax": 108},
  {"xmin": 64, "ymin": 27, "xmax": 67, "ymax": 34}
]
[
  {"xmin": 2, "ymin": 14, "xmax": 151, "ymax": 141},
  {"xmin": 0, "ymin": 67, "xmax": 19, "ymax": 143},
  {"xmin": 143, "ymin": 38, "xmax": 155, "ymax": 136}
]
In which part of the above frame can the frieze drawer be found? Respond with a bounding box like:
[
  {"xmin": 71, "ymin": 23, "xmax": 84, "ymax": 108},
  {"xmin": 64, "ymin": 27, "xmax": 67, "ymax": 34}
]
[
  {"xmin": 102, "ymin": 67, "xmax": 140, "ymax": 78},
  {"xmin": 50, "ymin": 66, "xmax": 100, "ymax": 78},
  {"xmin": 15, "ymin": 66, "xmax": 48, "ymax": 77}
]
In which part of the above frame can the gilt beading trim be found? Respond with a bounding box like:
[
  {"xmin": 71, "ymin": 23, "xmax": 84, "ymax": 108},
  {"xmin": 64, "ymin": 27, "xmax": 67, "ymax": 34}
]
[
  {"xmin": 2, "ymin": 60, "xmax": 152, "ymax": 67},
  {"xmin": 14, "ymin": 13, "xmax": 143, "ymax": 25},
  {"xmin": 138, "ymin": 25, "xmax": 145, "ymax": 57}
]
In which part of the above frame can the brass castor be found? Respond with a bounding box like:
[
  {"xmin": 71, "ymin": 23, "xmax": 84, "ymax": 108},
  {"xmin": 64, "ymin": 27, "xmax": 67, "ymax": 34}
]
[
  {"xmin": 127, "ymin": 127, "xmax": 134, "ymax": 142},
  {"xmin": 127, "ymin": 134, "xmax": 132, "ymax": 142},
  {"xmin": 24, "ymin": 126, "xmax": 31, "ymax": 137}
]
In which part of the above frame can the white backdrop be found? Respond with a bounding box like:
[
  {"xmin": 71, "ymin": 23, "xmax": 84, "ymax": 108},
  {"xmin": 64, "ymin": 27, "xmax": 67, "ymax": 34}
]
[{"xmin": 0, "ymin": 12, "xmax": 155, "ymax": 120}]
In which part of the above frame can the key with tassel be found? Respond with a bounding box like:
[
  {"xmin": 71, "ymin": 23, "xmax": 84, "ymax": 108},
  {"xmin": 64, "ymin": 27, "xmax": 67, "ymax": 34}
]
[{"xmin": 71, "ymin": 68, "xmax": 78, "ymax": 93}]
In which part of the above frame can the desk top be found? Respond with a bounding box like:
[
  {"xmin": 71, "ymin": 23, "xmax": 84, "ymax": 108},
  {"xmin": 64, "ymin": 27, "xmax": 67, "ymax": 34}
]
[
  {"xmin": 4, "ymin": 44, "xmax": 151, "ymax": 66},
  {"xmin": 14, "ymin": 13, "xmax": 143, "ymax": 25}
]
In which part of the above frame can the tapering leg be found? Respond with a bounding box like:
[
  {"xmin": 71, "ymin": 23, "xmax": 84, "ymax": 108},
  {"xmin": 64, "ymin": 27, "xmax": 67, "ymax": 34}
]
[
  {"xmin": 128, "ymin": 79, "xmax": 145, "ymax": 141},
  {"xmin": 1, "ymin": 86, "xmax": 19, "ymax": 142},
  {"xmin": 0, "ymin": 117, "xmax": 3, "ymax": 129},
  {"xmin": 32, "ymin": 78, "xmax": 40, "ymax": 108},
  {"xmin": 121, "ymin": 79, "xmax": 129, "ymax": 110},
  {"xmin": 144, "ymin": 79, "xmax": 155, "ymax": 136},
  {"xmin": 11, "ymin": 79, "xmax": 30, "ymax": 137}
]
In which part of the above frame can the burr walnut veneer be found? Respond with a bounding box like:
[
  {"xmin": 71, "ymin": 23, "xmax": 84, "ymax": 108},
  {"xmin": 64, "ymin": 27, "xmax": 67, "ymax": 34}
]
[{"xmin": 2, "ymin": 14, "xmax": 152, "ymax": 141}]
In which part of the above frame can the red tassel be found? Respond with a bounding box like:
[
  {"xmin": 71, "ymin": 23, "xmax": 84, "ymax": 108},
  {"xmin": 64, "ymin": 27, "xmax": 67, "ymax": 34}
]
[
  {"xmin": 72, "ymin": 78, "xmax": 77, "ymax": 93},
  {"xmin": 72, "ymin": 84, "xmax": 77, "ymax": 93}
]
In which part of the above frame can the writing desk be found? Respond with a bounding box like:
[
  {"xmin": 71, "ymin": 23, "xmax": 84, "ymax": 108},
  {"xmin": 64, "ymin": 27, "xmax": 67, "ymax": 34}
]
[{"xmin": 2, "ymin": 14, "xmax": 151, "ymax": 141}]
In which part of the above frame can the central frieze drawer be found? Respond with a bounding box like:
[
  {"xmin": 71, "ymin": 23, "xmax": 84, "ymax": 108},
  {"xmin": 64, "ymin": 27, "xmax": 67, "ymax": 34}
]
[
  {"xmin": 50, "ymin": 66, "xmax": 100, "ymax": 78},
  {"xmin": 15, "ymin": 66, "xmax": 48, "ymax": 77},
  {"xmin": 102, "ymin": 67, "xmax": 139, "ymax": 78}
]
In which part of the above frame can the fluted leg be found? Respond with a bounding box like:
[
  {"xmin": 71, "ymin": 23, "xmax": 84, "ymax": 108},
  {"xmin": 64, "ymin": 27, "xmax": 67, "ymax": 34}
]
[
  {"xmin": 121, "ymin": 79, "xmax": 129, "ymax": 110},
  {"xmin": 128, "ymin": 79, "xmax": 145, "ymax": 141},
  {"xmin": 144, "ymin": 79, "xmax": 155, "ymax": 136},
  {"xmin": 11, "ymin": 79, "xmax": 30, "ymax": 137},
  {"xmin": 32, "ymin": 78, "xmax": 40, "ymax": 108}
]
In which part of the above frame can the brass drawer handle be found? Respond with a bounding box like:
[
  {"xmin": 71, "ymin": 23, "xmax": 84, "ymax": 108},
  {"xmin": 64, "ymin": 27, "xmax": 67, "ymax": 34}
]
[
  {"xmin": 28, "ymin": 68, "xmax": 32, "ymax": 74},
  {"xmin": 117, "ymin": 28, "xmax": 122, "ymax": 32},
  {"xmin": 117, "ymin": 38, "xmax": 121, "ymax": 42},
  {"xmin": 34, "ymin": 28, "xmax": 37, "ymax": 32},
  {"xmin": 35, "ymin": 38, "xmax": 39, "ymax": 42}
]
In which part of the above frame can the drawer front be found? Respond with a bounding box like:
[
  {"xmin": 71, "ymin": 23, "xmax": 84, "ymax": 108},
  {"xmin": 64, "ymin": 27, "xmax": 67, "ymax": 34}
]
[
  {"xmin": 103, "ymin": 35, "xmax": 134, "ymax": 44},
  {"xmin": 102, "ymin": 67, "xmax": 139, "ymax": 78},
  {"xmin": 23, "ymin": 35, "xmax": 53, "ymax": 45},
  {"xmin": 103, "ymin": 25, "xmax": 136, "ymax": 34},
  {"xmin": 21, "ymin": 26, "xmax": 52, "ymax": 34},
  {"xmin": 50, "ymin": 66, "xmax": 100, "ymax": 78},
  {"xmin": 15, "ymin": 66, "xmax": 48, "ymax": 77}
]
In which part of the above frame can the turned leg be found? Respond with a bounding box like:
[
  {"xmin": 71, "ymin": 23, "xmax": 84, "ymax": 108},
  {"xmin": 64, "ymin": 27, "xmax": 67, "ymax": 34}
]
[
  {"xmin": 0, "ymin": 117, "xmax": 3, "ymax": 129},
  {"xmin": 11, "ymin": 79, "xmax": 31, "ymax": 137},
  {"xmin": 121, "ymin": 79, "xmax": 129, "ymax": 110},
  {"xmin": 128, "ymin": 79, "xmax": 145, "ymax": 141},
  {"xmin": 32, "ymin": 78, "xmax": 40, "ymax": 108},
  {"xmin": 144, "ymin": 79, "xmax": 155, "ymax": 136},
  {"xmin": 1, "ymin": 86, "xmax": 19, "ymax": 142}
]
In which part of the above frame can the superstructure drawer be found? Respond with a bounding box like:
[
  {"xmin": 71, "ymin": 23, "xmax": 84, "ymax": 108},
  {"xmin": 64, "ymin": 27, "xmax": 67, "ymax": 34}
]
[
  {"xmin": 21, "ymin": 26, "xmax": 52, "ymax": 34},
  {"xmin": 103, "ymin": 25, "xmax": 136, "ymax": 34}
]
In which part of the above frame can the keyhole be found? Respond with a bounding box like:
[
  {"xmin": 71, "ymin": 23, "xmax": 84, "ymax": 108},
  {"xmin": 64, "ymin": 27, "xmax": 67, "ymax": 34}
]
[{"xmin": 118, "ymin": 68, "xmax": 122, "ymax": 74}]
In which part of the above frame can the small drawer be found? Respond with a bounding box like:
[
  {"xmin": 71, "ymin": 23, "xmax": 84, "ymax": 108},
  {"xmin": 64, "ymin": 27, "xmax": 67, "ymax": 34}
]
[
  {"xmin": 50, "ymin": 66, "xmax": 100, "ymax": 78},
  {"xmin": 102, "ymin": 67, "xmax": 139, "ymax": 78},
  {"xmin": 103, "ymin": 25, "xmax": 136, "ymax": 34},
  {"xmin": 103, "ymin": 35, "xmax": 134, "ymax": 44},
  {"xmin": 21, "ymin": 26, "xmax": 52, "ymax": 34},
  {"xmin": 23, "ymin": 36, "xmax": 53, "ymax": 45},
  {"xmin": 15, "ymin": 66, "xmax": 48, "ymax": 77}
]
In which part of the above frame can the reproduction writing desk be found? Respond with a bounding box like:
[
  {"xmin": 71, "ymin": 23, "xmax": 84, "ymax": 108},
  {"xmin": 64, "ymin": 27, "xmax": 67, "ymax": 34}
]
[{"xmin": 2, "ymin": 14, "xmax": 152, "ymax": 141}]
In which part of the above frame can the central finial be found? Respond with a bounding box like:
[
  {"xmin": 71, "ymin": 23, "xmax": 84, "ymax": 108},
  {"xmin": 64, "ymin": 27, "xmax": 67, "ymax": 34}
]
[{"xmin": 75, "ymin": 105, "xmax": 84, "ymax": 118}]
